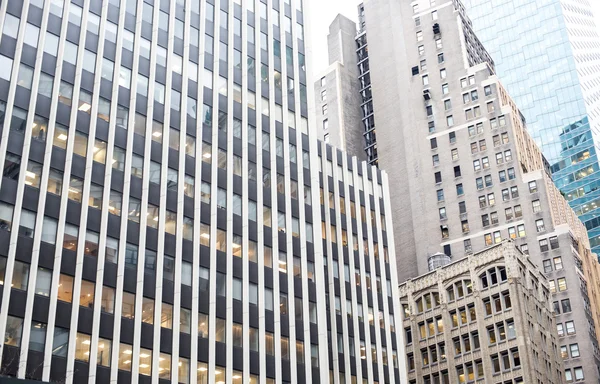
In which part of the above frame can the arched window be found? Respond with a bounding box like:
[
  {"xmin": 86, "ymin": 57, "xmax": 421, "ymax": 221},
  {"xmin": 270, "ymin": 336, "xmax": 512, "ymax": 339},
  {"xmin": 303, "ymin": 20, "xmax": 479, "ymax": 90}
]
[{"xmin": 446, "ymin": 280, "xmax": 473, "ymax": 302}]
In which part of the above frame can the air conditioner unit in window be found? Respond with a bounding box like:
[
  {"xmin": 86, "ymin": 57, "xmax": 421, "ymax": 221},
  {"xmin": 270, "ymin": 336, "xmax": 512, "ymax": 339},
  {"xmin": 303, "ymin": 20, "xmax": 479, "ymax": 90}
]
[
  {"xmin": 423, "ymin": 90, "xmax": 431, "ymax": 101},
  {"xmin": 433, "ymin": 23, "xmax": 440, "ymax": 34}
]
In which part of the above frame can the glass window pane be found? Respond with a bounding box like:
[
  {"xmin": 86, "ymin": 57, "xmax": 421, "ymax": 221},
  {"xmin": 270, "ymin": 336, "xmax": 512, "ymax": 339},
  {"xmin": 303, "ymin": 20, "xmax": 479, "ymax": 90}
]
[
  {"xmin": 57, "ymin": 274, "xmax": 74, "ymax": 302},
  {"xmin": 29, "ymin": 322, "xmax": 47, "ymax": 352},
  {"xmin": 35, "ymin": 267, "xmax": 52, "ymax": 296},
  {"xmin": 4, "ymin": 316, "xmax": 24, "ymax": 347},
  {"xmin": 52, "ymin": 327, "xmax": 69, "ymax": 357},
  {"xmin": 74, "ymin": 333, "xmax": 91, "ymax": 362},
  {"xmin": 12, "ymin": 261, "xmax": 30, "ymax": 291}
]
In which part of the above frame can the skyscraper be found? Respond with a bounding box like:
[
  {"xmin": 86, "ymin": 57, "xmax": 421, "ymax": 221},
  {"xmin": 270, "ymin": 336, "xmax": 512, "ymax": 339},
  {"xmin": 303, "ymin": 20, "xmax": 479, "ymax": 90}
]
[
  {"xmin": 0, "ymin": 1, "xmax": 405, "ymax": 383},
  {"xmin": 462, "ymin": 0, "xmax": 600, "ymax": 256},
  {"xmin": 320, "ymin": 0, "xmax": 600, "ymax": 380}
]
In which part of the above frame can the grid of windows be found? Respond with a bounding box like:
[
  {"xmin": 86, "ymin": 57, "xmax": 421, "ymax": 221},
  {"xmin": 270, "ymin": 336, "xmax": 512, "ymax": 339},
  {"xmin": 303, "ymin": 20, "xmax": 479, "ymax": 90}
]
[{"xmin": 0, "ymin": 1, "xmax": 402, "ymax": 384}]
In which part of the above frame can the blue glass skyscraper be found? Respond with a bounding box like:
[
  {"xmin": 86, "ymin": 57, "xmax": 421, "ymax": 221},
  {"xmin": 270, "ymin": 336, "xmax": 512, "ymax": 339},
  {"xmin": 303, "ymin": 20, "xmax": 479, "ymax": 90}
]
[{"xmin": 463, "ymin": 0, "xmax": 600, "ymax": 255}]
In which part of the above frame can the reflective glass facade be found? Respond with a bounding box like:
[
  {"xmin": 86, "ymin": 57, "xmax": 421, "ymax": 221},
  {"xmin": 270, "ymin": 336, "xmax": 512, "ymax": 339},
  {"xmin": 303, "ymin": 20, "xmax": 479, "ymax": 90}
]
[
  {"xmin": 551, "ymin": 117, "xmax": 600, "ymax": 255},
  {"xmin": 464, "ymin": 0, "xmax": 600, "ymax": 255}
]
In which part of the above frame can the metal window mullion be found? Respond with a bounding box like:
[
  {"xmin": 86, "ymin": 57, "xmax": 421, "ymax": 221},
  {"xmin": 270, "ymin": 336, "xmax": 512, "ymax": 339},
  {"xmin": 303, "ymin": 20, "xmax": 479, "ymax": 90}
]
[
  {"xmin": 309, "ymin": 143, "xmax": 330, "ymax": 380},
  {"xmin": 244, "ymin": 1, "xmax": 269, "ymax": 382},
  {"xmin": 348, "ymin": 158, "xmax": 364, "ymax": 380},
  {"xmin": 219, "ymin": 3, "xmax": 236, "ymax": 381},
  {"xmin": 371, "ymin": 171, "xmax": 394, "ymax": 377},
  {"xmin": 330, "ymin": 159, "xmax": 345, "ymax": 381},
  {"xmin": 188, "ymin": 0, "xmax": 208, "ymax": 378},
  {"xmin": 40, "ymin": 1, "xmax": 81, "ymax": 380},
  {"xmin": 72, "ymin": 2, "xmax": 116, "ymax": 380},
  {"xmin": 0, "ymin": 0, "xmax": 39, "ymax": 375},
  {"xmin": 355, "ymin": 161, "xmax": 374, "ymax": 381},
  {"xmin": 109, "ymin": 0, "xmax": 145, "ymax": 380},
  {"xmin": 239, "ymin": 0, "xmax": 252, "ymax": 382},
  {"xmin": 273, "ymin": 0, "xmax": 300, "ymax": 378},
  {"xmin": 338, "ymin": 156, "xmax": 355, "ymax": 381},
  {"xmin": 147, "ymin": 0, "xmax": 171, "ymax": 380},
  {"xmin": 89, "ymin": 0, "xmax": 129, "ymax": 377},
  {"xmin": 24, "ymin": 0, "xmax": 72, "ymax": 377},
  {"xmin": 364, "ymin": 164, "xmax": 386, "ymax": 380},
  {"xmin": 63, "ymin": 0, "xmax": 102, "ymax": 378},
  {"xmin": 5, "ymin": 0, "xmax": 55, "ymax": 376},
  {"xmin": 168, "ymin": 0, "xmax": 187, "ymax": 380},
  {"xmin": 207, "ymin": 0, "xmax": 222, "ymax": 377},
  {"xmin": 286, "ymin": 5, "xmax": 315, "ymax": 375}
]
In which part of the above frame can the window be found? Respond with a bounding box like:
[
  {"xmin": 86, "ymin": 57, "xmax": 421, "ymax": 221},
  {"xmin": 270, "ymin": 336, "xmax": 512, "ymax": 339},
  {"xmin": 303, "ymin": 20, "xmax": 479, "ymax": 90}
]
[
  {"xmin": 570, "ymin": 344, "xmax": 580, "ymax": 358},
  {"xmin": 557, "ymin": 278, "xmax": 567, "ymax": 292},
  {"xmin": 528, "ymin": 181, "xmax": 538, "ymax": 193},
  {"xmin": 437, "ymin": 189, "xmax": 444, "ymax": 202},
  {"xmin": 5, "ymin": 316, "xmax": 24, "ymax": 347},
  {"xmin": 439, "ymin": 207, "xmax": 447, "ymax": 220},
  {"xmin": 562, "ymin": 299, "xmax": 572, "ymax": 313},
  {"xmin": 57, "ymin": 274, "xmax": 74, "ymax": 302},
  {"xmin": 444, "ymin": 99, "xmax": 451, "ymax": 110},
  {"xmin": 536, "ymin": 219, "xmax": 545, "ymax": 232},
  {"xmin": 80, "ymin": 280, "xmax": 95, "ymax": 308},
  {"xmin": 454, "ymin": 166, "xmax": 461, "ymax": 177},
  {"xmin": 507, "ymin": 168, "xmax": 515, "ymax": 180},
  {"xmin": 514, "ymin": 205, "xmax": 522, "ymax": 218}
]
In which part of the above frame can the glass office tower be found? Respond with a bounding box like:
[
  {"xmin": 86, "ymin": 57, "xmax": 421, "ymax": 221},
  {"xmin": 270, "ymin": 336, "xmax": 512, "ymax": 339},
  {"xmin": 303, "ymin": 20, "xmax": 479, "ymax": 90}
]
[
  {"xmin": 0, "ymin": 0, "xmax": 404, "ymax": 383},
  {"xmin": 463, "ymin": 0, "xmax": 600, "ymax": 255}
]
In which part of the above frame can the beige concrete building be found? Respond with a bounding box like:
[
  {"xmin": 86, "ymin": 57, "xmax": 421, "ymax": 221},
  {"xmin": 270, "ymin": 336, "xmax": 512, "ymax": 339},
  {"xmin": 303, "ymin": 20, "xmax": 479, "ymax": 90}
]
[{"xmin": 399, "ymin": 241, "xmax": 565, "ymax": 384}]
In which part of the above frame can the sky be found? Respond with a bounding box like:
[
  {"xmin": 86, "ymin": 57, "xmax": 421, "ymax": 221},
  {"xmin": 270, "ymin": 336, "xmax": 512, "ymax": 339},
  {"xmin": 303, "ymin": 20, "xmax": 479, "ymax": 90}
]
[{"xmin": 310, "ymin": 1, "xmax": 600, "ymax": 76}]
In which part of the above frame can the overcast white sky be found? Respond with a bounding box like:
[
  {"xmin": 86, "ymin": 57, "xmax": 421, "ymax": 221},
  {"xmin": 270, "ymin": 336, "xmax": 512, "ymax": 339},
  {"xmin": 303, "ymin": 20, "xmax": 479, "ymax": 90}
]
[
  {"xmin": 308, "ymin": 0, "xmax": 361, "ymax": 74},
  {"xmin": 309, "ymin": 1, "xmax": 600, "ymax": 76}
]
